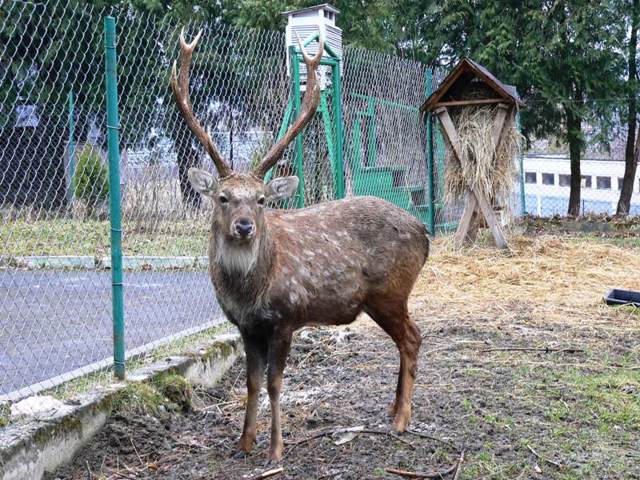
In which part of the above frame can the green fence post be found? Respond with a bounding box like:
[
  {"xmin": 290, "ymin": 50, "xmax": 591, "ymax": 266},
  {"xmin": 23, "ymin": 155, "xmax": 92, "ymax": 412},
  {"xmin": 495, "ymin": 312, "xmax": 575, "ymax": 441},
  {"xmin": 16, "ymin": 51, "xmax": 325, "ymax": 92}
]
[
  {"xmin": 104, "ymin": 16, "xmax": 125, "ymax": 380},
  {"xmin": 331, "ymin": 61, "xmax": 345, "ymax": 199},
  {"xmin": 424, "ymin": 70, "xmax": 436, "ymax": 235},
  {"xmin": 516, "ymin": 112, "xmax": 526, "ymax": 216},
  {"xmin": 366, "ymin": 96, "xmax": 376, "ymax": 168},
  {"xmin": 291, "ymin": 48, "xmax": 305, "ymax": 208},
  {"xmin": 68, "ymin": 90, "xmax": 75, "ymax": 197}
]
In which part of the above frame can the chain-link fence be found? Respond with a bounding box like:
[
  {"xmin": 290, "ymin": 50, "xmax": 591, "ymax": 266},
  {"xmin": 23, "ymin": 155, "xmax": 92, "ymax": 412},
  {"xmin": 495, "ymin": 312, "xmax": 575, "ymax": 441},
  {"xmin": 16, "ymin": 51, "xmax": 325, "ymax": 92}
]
[{"xmin": 0, "ymin": 1, "xmax": 460, "ymax": 402}]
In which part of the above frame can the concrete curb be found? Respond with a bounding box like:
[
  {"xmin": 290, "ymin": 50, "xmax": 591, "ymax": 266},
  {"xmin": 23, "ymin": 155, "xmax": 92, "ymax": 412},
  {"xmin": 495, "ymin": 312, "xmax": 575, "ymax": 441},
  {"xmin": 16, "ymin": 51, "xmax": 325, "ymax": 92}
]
[
  {"xmin": 9, "ymin": 256, "xmax": 210, "ymax": 271},
  {"xmin": 11, "ymin": 256, "xmax": 96, "ymax": 270},
  {"xmin": 0, "ymin": 332, "xmax": 242, "ymax": 480}
]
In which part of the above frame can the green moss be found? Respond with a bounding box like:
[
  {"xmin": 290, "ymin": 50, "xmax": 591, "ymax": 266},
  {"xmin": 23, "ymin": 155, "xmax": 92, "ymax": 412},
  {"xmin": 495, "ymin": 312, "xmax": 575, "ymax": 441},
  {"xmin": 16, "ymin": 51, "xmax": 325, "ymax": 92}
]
[
  {"xmin": 31, "ymin": 413, "xmax": 83, "ymax": 446},
  {"xmin": 147, "ymin": 323, "xmax": 234, "ymax": 363},
  {"xmin": 0, "ymin": 401, "xmax": 8, "ymax": 426},
  {"xmin": 202, "ymin": 337, "xmax": 237, "ymax": 361},
  {"xmin": 110, "ymin": 383, "xmax": 166, "ymax": 416},
  {"xmin": 153, "ymin": 373, "xmax": 193, "ymax": 412}
]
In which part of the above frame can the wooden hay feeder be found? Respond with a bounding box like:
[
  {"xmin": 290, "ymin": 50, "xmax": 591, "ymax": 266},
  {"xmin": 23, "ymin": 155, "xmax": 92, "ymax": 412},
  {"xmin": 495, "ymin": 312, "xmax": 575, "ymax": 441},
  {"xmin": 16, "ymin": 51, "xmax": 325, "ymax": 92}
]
[{"xmin": 421, "ymin": 58, "xmax": 523, "ymax": 249}]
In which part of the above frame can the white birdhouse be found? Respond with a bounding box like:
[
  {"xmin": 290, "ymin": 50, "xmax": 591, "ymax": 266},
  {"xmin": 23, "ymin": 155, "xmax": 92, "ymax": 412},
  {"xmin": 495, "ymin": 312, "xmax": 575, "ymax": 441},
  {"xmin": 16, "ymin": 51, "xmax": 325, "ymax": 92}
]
[{"xmin": 282, "ymin": 3, "xmax": 343, "ymax": 90}]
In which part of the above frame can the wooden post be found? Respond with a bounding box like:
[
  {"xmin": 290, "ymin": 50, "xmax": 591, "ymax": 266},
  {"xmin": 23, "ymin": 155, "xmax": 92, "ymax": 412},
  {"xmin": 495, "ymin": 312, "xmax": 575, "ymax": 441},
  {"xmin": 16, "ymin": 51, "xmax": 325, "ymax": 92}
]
[{"xmin": 434, "ymin": 106, "xmax": 509, "ymax": 249}]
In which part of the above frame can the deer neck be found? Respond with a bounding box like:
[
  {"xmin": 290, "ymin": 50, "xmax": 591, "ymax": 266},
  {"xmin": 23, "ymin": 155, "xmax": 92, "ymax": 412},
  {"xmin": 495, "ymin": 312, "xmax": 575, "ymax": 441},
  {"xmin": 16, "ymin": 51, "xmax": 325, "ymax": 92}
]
[{"xmin": 211, "ymin": 222, "xmax": 274, "ymax": 293}]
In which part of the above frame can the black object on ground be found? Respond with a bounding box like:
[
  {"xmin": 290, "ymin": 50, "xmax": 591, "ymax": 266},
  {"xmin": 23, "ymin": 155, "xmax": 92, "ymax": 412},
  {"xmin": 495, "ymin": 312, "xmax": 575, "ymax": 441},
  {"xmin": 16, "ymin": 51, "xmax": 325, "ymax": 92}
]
[{"xmin": 604, "ymin": 288, "xmax": 640, "ymax": 307}]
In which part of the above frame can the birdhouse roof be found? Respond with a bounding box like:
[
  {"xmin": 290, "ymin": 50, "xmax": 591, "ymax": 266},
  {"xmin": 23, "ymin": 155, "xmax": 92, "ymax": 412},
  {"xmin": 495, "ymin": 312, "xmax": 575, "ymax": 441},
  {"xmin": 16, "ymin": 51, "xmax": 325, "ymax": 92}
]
[
  {"xmin": 282, "ymin": 3, "xmax": 340, "ymax": 16},
  {"xmin": 420, "ymin": 58, "xmax": 523, "ymax": 112}
]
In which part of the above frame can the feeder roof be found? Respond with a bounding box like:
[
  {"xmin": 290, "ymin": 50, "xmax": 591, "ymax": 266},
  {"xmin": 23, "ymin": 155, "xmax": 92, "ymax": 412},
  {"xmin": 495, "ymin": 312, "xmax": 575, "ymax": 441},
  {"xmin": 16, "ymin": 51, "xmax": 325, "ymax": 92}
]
[
  {"xmin": 420, "ymin": 58, "xmax": 523, "ymax": 112},
  {"xmin": 281, "ymin": 3, "xmax": 340, "ymax": 16}
]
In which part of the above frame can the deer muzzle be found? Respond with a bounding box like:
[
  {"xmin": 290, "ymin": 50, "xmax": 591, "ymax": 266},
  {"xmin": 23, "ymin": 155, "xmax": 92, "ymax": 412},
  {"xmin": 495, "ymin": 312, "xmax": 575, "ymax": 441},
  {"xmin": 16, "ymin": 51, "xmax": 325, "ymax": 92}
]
[{"xmin": 233, "ymin": 217, "xmax": 255, "ymax": 239}]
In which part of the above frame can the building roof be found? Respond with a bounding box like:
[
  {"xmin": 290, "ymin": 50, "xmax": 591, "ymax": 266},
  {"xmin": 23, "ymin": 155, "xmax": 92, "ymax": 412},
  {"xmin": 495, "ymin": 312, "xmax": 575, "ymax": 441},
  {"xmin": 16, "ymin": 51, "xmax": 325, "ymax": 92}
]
[
  {"xmin": 281, "ymin": 3, "xmax": 340, "ymax": 16},
  {"xmin": 421, "ymin": 58, "xmax": 523, "ymax": 112}
]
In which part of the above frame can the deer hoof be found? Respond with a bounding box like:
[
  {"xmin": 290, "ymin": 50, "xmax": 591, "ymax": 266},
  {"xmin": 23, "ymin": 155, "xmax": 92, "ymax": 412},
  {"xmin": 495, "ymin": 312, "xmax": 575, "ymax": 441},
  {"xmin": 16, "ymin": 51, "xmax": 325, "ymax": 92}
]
[
  {"xmin": 393, "ymin": 414, "xmax": 410, "ymax": 433},
  {"xmin": 268, "ymin": 444, "xmax": 284, "ymax": 463},
  {"xmin": 237, "ymin": 435, "xmax": 256, "ymax": 454}
]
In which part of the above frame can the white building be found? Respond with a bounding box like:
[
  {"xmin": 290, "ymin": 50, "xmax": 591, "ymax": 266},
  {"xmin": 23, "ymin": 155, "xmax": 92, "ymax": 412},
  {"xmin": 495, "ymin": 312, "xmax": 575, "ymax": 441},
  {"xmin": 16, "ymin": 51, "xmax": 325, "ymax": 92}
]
[{"xmin": 522, "ymin": 153, "xmax": 640, "ymax": 215}]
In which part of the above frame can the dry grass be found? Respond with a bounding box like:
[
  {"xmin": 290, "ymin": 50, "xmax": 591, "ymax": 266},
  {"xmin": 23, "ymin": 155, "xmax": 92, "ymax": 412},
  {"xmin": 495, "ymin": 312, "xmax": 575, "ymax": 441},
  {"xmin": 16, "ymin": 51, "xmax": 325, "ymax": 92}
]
[
  {"xmin": 412, "ymin": 234, "xmax": 640, "ymax": 325},
  {"xmin": 443, "ymin": 105, "xmax": 520, "ymax": 211}
]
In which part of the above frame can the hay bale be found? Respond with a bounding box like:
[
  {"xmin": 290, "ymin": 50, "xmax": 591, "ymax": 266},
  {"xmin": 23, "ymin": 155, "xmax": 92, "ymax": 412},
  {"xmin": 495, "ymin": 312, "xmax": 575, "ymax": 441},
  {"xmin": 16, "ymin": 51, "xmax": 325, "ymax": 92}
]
[{"xmin": 443, "ymin": 105, "xmax": 521, "ymax": 212}]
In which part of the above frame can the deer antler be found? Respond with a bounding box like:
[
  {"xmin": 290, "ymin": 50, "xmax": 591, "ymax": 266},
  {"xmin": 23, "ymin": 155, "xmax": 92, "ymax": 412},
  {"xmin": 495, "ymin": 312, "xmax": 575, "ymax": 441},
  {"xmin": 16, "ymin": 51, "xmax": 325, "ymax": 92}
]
[
  {"xmin": 252, "ymin": 34, "xmax": 324, "ymax": 179},
  {"xmin": 171, "ymin": 29, "xmax": 232, "ymax": 178}
]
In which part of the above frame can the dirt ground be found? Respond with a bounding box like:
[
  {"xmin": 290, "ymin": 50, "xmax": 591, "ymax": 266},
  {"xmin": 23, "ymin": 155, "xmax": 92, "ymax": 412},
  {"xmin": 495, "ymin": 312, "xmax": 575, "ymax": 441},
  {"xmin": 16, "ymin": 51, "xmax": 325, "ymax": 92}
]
[{"xmin": 50, "ymin": 234, "xmax": 640, "ymax": 479}]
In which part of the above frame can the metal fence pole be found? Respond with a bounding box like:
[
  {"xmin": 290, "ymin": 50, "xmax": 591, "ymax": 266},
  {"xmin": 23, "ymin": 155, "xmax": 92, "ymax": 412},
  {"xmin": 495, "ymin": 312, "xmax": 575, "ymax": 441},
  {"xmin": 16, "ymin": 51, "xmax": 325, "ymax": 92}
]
[
  {"xmin": 331, "ymin": 60, "xmax": 345, "ymax": 199},
  {"xmin": 68, "ymin": 90, "xmax": 75, "ymax": 197},
  {"xmin": 424, "ymin": 69, "xmax": 436, "ymax": 234},
  {"xmin": 104, "ymin": 16, "xmax": 125, "ymax": 380},
  {"xmin": 291, "ymin": 47, "xmax": 305, "ymax": 208},
  {"xmin": 516, "ymin": 112, "xmax": 526, "ymax": 215}
]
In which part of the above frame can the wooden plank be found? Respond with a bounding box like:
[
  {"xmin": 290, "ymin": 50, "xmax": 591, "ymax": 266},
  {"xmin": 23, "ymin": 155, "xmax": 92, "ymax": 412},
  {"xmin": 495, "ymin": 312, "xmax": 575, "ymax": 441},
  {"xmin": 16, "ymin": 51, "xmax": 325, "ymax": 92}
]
[
  {"xmin": 434, "ymin": 107, "xmax": 464, "ymax": 162},
  {"xmin": 454, "ymin": 192, "xmax": 478, "ymax": 246},
  {"xmin": 434, "ymin": 98, "xmax": 506, "ymax": 108},
  {"xmin": 474, "ymin": 189, "xmax": 509, "ymax": 249},
  {"xmin": 491, "ymin": 103, "xmax": 510, "ymax": 153},
  {"xmin": 421, "ymin": 62, "xmax": 471, "ymax": 112},
  {"xmin": 436, "ymin": 106, "xmax": 509, "ymax": 249}
]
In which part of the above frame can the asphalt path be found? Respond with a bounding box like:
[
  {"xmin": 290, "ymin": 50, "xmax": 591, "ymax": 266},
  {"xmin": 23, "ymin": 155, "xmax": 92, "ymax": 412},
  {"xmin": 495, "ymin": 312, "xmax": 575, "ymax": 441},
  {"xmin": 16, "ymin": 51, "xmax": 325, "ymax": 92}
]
[{"xmin": 0, "ymin": 271, "xmax": 223, "ymax": 397}]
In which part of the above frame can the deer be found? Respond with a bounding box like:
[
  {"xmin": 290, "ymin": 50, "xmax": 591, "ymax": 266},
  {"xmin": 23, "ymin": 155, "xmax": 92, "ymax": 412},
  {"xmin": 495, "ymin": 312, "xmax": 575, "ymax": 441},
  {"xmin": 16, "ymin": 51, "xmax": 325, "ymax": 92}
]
[{"xmin": 171, "ymin": 30, "xmax": 428, "ymax": 463}]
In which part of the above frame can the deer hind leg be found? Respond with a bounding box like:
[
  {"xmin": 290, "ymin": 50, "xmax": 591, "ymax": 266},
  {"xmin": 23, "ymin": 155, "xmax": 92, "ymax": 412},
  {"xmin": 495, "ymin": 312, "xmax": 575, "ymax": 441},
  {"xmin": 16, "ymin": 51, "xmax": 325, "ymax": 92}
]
[
  {"xmin": 238, "ymin": 333, "xmax": 268, "ymax": 453},
  {"xmin": 266, "ymin": 330, "xmax": 293, "ymax": 462},
  {"xmin": 365, "ymin": 299, "xmax": 422, "ymax": 432}
]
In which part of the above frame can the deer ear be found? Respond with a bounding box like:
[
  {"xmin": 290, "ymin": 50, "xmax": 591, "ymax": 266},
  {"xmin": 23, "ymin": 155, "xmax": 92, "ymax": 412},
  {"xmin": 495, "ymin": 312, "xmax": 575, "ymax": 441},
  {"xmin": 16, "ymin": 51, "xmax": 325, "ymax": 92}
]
[
  {"xmin": 265, "ymin": 176, "xmax": 299, "ymax": 202},
  {"xmin": 188, "ymin": 168, "xmax": 217, "ymax": 197}
]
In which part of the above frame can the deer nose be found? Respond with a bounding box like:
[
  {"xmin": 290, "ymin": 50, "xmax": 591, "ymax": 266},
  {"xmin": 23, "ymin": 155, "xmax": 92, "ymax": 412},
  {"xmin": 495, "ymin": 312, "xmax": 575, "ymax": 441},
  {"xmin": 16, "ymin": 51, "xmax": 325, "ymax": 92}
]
[{"xmin": 234, "ymin": 218, "xmax": 254, "ymax": 237}]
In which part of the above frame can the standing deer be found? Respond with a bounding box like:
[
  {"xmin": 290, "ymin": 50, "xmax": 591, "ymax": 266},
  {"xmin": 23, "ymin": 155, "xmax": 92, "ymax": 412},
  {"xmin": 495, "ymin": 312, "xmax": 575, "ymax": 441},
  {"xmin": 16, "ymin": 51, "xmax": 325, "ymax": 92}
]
[{"xmin": 171, "ymin": 30, "xmax": 428, "ymax": 462}]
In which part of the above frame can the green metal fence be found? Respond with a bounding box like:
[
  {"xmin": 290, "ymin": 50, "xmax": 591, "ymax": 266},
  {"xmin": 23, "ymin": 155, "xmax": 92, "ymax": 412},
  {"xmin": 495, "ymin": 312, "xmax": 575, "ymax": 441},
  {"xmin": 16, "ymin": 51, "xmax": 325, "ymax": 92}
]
[{"xmin": 0, "ymin": 1, "xmax": 464, "ymax": 402}]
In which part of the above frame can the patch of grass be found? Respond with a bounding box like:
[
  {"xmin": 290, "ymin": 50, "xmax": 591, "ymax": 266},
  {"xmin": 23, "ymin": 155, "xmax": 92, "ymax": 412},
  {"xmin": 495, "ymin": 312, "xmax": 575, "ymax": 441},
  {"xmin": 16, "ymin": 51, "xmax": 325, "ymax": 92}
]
[
  {"xmin": 1, "ymin": 218, "xmax": 209, "ymax": 257},
  {"xmin": 569, "ymin": 235, "xmax": 640, "ymax": 249},
  {"xmin": 153, "ymin": 373, "xmax": 193, "ymax": 412},
  {"xmin": 0, "ymin": 403, "xmax": 9, "ymax": 428},
  {"xmin": 110, "ymin": 382, "xmax": 166, "ymax": 416},
  {"xmin": 463, "ymin": 451, "xmax": 524, "ymax": 479},
  {"xmin": 144, "ymin": 322, "xmax": 233, "ymax": 362},
  {"xmin": 535, "ymin": 367, "xmax": 640, "ymax": 432},
  {"xmin": 566, "ymin": 369, "xmax": 640, "ymax": 431}
]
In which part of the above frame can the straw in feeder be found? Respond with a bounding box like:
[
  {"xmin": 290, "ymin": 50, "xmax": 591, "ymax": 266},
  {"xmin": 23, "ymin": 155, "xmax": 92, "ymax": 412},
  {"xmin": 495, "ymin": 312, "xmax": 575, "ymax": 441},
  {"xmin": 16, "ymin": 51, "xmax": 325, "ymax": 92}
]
[{"xmin": 443, "ymin": 104, "xmax": 520, "ymax": 211}]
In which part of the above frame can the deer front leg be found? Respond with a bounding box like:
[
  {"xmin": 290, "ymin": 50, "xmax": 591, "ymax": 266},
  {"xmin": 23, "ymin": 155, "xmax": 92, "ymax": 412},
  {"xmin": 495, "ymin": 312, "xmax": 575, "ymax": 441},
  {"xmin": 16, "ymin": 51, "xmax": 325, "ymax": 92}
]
[
  {"xmin": 266, "ymin": 331, "xmax": 292, "ymax": 462},
  {"xmin": 238, "ymin": 333, "xmax": 267, "ymax": 454}
]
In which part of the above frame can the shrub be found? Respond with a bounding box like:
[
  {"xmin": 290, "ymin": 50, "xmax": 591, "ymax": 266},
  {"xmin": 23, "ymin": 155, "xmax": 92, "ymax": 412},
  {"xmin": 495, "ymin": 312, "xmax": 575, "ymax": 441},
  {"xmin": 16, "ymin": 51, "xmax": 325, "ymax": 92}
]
[{"xmin": 72, "ymin": 145, "xmax": 109, "ymax": 216}]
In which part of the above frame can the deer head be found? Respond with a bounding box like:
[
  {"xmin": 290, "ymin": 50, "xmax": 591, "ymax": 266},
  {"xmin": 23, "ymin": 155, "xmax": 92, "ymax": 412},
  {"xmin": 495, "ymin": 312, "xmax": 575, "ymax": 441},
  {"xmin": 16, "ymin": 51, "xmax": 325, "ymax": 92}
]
[{"xmin": 171, "ymin": 29, "xmax": 323, "ymax": 245}]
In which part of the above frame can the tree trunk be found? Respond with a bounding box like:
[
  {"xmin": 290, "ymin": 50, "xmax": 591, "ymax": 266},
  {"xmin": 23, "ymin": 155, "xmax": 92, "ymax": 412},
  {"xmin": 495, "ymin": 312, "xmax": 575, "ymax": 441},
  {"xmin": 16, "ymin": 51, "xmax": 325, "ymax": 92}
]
[
  {"xmin": 617, "ymin": 0, "xmax": 639, "ymax": 216},
  {"xmin": 170, "ymin": 109, "xmax": 202, "ymax": 209},
  {"xmin": 177, "ymin": 144, "xmax": 202, "ymax": 209},
  {"xmin": 566, "ymin": 94, "xmax": 583, "ymax": 217}
]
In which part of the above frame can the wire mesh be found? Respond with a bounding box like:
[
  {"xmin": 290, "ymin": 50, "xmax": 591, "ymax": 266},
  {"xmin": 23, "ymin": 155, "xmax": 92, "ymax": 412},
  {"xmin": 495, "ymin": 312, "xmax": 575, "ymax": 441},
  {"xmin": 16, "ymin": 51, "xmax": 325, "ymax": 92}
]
[
  {"xmin": 0, "ymin": 0, "xmax": 116, "ymax": 400},
  {"xmin": 341, "ymin": 48, "xmax": 431, "ymax": 227},
  {"xmin": 0, "ymin": 1, "xmax": 467, "ymax": 403}
]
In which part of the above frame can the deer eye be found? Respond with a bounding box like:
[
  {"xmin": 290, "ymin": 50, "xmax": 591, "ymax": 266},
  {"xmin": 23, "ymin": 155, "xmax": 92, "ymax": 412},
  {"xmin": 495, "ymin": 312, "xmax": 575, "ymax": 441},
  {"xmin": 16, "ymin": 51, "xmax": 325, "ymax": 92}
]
[
  {"xmin": 218, "ymin": 194, "xmax": 229, "ymax": 205},
  {"xmin": 257, "ymin": 196, "xmax": 266, "ymax": 206}
]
